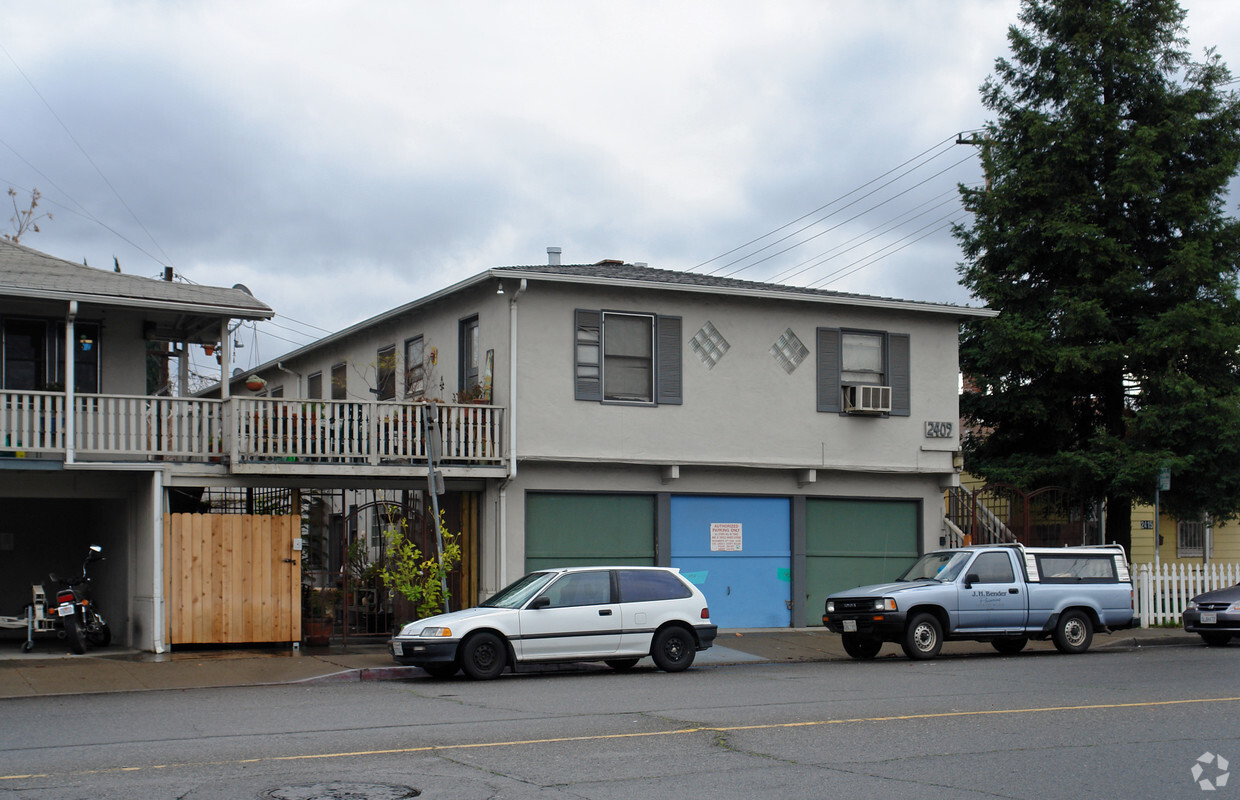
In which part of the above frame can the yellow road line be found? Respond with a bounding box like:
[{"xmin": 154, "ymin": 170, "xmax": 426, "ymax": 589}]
[{"xmin": 3, "ymin": 695, "xmax": 1237, "ymax": 782}]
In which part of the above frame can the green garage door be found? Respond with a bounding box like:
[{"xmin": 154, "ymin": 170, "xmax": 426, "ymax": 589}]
[
  {"xmin": 524, "ymin": 493, "xmax": 656, "ymax": 572},
  {"xmin": 806, "ymin": 498, "xmax": 920, "ymax": 625}
]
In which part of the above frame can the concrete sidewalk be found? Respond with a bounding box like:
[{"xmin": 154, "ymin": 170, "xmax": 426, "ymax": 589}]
[{"xmin": 0, "ymin": 627, "xmax": 1201, "ymax": 699}]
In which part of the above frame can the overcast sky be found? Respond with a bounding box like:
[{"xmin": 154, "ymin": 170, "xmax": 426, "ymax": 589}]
[{"xmin": 3, "ymin": 1, "xmax": 1239, "ymax": 379}]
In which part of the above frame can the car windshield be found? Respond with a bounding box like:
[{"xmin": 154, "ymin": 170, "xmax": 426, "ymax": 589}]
[
  {"xmin": 479, "ymin": 571, "xmax": 558, "ymax": 608},
  {"xmin": 898, "ymin": 551, "xmax": 972, "ymax": 582}
]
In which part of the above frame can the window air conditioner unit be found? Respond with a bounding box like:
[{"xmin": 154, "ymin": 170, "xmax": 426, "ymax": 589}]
[{"xmin": 843, "ymin": 384, "xmax": 892, "ymax": 414}]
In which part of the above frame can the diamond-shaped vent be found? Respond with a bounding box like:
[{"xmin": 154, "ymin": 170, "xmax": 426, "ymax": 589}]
[
  {"xmin": 770, "ymin": 328, "xmax": 808, "ymax": 374},
  {"xmin": 690, "ymin": 321, "xmax": 730, "ymax": 370}
]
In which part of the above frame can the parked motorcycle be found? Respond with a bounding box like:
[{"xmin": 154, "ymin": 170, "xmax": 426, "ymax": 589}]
[{"xmin": 50, "ymin": 544, "xmax": 111, "ymax": 654}]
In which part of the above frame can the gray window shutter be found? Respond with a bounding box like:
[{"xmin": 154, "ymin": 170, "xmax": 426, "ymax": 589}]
[
  {"xmin": 656, "ymin": 315, "xmax": 682, "ymax": 405},
  {"xmin": 888, "ymin": 333, "xmax": 910, "ymax": 416},
  {"xmin": 575, "ymin": 309, "xmax": 601, "ymax": 401},
  {"xmin": 817, "ymin": 328, "xmax": 841, "ymax": 412}
]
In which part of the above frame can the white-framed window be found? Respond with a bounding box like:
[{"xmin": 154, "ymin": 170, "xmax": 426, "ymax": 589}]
[
  {"xmin": 1176, "ymin": 519, "xmax": 1212, "ymax": 558},
  {"xmin": 603, "ymin": 312, "xmax": 654, "ymax": 402},
  {"xmin": 841, "ymin": 331, "xmax": 884, "ymax": 385},
  {"xmin": 376, "ymin": 344, "xmax": 396, "ymax": 400},
  {"xmin": 816, "ymin": 327, "xmax": 910, "ymax": 416},
  {"xmin": 575, "ymin": 309, "xmax": 682, "ymax": 406},
  {"xmin": 330, "ymin": 362, "xmax": 347, "ymax": 400},
  {"xmin": 307, "ymin": 371, "xmax": 322, "ymax": 399},
  {"xmin": 404, "ymin": 335, "xmax": 425, "ymax": 398}
]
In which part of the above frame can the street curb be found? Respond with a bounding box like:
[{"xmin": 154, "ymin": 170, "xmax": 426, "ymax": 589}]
[{"xmin": 295, "ymin": 666, "xmax": 423, "ymax": 684}]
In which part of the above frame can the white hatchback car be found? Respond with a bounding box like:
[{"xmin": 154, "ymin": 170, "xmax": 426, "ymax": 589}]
[{"xmin": 389, "ymin": 566, "xmax": 718, "ymax": 679}]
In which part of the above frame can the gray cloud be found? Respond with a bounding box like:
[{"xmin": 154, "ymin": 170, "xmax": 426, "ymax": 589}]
[{"xmin": 2, "ymin": 0, "xmax": 1237, "ymax": 364}]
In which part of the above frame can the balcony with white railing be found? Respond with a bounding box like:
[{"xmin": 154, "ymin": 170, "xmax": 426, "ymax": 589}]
[{"xmin": 0, "ymin": 391, "xmax": 504, "ymax": 475}]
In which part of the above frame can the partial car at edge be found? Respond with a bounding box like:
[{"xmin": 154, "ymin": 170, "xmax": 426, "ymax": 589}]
[
  {"xmin": 1182, "ymin": 582, "xmax": 1240, "ymax": 647},
  {"xmin": 389, "ymin": 566, "xmax": 717, "ymax": 679}
]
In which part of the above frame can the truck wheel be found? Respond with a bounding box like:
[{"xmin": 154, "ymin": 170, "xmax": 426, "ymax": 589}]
[
  {"xmin": 991, "ymin": 637, "xmax": 1028, "ymax": 655},
  {"xmin": 902, "ymin": 613, "xmax": 943, "ymax": 660},
  {"xmin": 1052, "ymin": 610, "xmax": 1093, "ymax": 654},
  {"xmin": 1200, "ymin": 633, "xmax": 1232, "ymax": 648},
  {"xmin": 841, "ymin": 634, "xmax": 882, "ymax": 660}
]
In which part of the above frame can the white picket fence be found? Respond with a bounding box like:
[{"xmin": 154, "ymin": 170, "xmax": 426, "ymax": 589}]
[{"xmin": 1134, "ymin": 562, "xmax": 1240, "ymax": 628}]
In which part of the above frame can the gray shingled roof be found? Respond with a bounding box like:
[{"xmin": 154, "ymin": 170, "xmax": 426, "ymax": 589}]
[
  {"xmin": 0, "ymin": 238, "xmax": 272, "ymax": 318},
  {"xmin": 492, "ymin": 261, "xmax": 993, "ymax": 316}
]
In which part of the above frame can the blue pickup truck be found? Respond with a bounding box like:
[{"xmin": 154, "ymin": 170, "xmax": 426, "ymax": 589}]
[{"xmin": 822, "ymin": 543, "xmax": 1135, "ymax": 660}]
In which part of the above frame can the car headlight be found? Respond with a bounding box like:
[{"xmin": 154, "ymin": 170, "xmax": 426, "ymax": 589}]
[
  {"xmin": 1186, "ymin": 601, "xmax": 1198, "ymax": 612},
  {"xmin": 876, "ymin": 598, "xmax": 897, "ymax": 612},
  {"xmin": 826, "ymin": 601, "xmax": 835, "ymax": 613},
  {"xmin": 420, "ymin": 627, "xmax": 452, "ymax": 637},
  {"xmin": 1229, "ymin": 602, "xmax": 1240, "ymax": 612}
]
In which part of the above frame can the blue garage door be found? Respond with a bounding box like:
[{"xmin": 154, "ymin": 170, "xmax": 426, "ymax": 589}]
[{"xmin": 670, "ymin": 496, "xmax": 791, "ymax": 628}]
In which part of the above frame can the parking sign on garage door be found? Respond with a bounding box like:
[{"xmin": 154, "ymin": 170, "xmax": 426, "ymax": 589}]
[{"xmin": 670, "ymin": 496, "xmax": 791, "ymax": 628}]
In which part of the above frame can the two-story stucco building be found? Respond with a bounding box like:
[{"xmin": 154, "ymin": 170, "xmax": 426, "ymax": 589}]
[{"xmin": 236, "ymin": 249, "xmax": 995, "ymax": 629}]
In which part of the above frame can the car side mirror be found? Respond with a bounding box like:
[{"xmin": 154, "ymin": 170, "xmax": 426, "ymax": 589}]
[
  {"xmin": 529, "ymin": 595, "xmax": 551, "ymax": 610},
  {"xmin": 964, "ymin": 573, "xmax": 980, "ymax": 589}
]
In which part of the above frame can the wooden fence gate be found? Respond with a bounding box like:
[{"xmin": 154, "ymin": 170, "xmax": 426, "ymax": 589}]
[{"xmin": 164, "ymin": 513, "xmax": 302, "ymax": 645}]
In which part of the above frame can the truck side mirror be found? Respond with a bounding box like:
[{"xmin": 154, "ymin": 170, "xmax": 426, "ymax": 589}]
[{"xmin": 964, "ymin": 573, "xmax": 980, "ymax": 589}]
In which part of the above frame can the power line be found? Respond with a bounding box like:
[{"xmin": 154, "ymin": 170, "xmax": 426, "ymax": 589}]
[
  {"xmin": 810, "ymin": 212, "xmax": 968, "ymax": 289},
  {"xmin": 705, "ymin": 139, "xmax": 962, "ymax": 277},
  {"xmin": 719, "ymin": 152, "xmax": 976, "ymax": 280},
  {"xmin": 0, "ymin": 36, "xmax": 174, "ymax": 268},
  {"xmin": 693, "ymin": 133, "xmax": 968, "ymax": 275},
  {"xmin": 771, "ymin": 189, "xmax": 966, "ymax": 285}
]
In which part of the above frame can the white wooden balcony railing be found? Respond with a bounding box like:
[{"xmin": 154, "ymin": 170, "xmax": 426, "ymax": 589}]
[{"xmin": 0, "ymin": 391, "xmax": 503, "ymax": 467}]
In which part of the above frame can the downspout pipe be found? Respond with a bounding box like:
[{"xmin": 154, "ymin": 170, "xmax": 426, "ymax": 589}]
[
  {"xmin": 65, "ymin": 300, "xmax": 77, "ymax": 464},
  {"xmin": 276, "ymin": 361, "xmax": 302, "ymax": 394},
  {"xmin": 152, "ymin": 468, "xmax": 166, "ymax": 653},
  {"xmin": 508, "ymin": 278, "xmax": 526, "ymax": 477},
  {"xmin": 499, "ymin": 278, "xmax": 527, "ymax": 588}
]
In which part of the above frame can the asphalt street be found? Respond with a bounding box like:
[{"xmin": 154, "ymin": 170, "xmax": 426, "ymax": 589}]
[{"xmin": 0, "ymin": 642, "xmax": 1236, "ymax": 799}]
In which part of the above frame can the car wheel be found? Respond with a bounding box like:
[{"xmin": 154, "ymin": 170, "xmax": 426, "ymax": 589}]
[
  {"xmin": 605, "ymin": 658, "xmax": 640, "ymax": 672},
  {"xmin": 460, "ymin": 632, "xmax": 507, "ymax": 680},
  {"xmin": 422, "ymin": 663, "xmax": 460, "ymax": 679},
  {"xmin": 1201, "ymin": 633, "xmax": 1232, "ymax": 648},
  {"xmin": 841, "ymin": 634, "xmax": 882, "ymax": 660},
  {"xmin": 991, "ymin": 637, "xmax": 1028, "ymax": 655},
  {"xmin": 901, "ymin": 613, "xmax": 943, "ymax": 660},
  {"xmin": 651, "ymin": 626, "xmax": 695, "ymax": 672},
  {"xmin": 1052, "ymin": 610, "xmax": 1093, "ymax": 654}
]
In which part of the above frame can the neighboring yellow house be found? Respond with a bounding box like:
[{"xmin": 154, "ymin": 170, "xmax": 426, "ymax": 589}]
[
  {"xmin": 1129, "ymin": 506, "xmax": 1240, "ymax": 565},
  {"xmin": 953, "ymin": 475, "xmax": 1240, "ymax": 564}
]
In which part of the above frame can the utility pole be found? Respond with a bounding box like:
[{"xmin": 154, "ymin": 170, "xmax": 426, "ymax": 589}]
[{"xmin": 956, "ymin": 132, "xmax": 992, "ymax": 191}]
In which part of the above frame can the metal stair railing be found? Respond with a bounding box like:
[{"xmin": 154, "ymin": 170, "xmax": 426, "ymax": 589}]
[{"xmin": 945, "ymin": 485, "xmax": 1018, "ymax": 545}]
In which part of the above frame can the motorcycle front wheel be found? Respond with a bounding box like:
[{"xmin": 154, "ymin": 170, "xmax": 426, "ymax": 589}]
[{"xmin": 63, "ymin": 616, "xmax": 88, "ymax": 654}]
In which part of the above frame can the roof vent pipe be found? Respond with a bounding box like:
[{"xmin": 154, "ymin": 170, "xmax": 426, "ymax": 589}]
[{"xmin": 547, "ymin": 246, "xmax": 561, "ymax": 266}]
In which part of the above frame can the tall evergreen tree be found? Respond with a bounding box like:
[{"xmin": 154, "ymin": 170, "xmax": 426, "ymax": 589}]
[{"xmin": 955, "ymin": 0, "xmax": 1240, "ymax": 552}]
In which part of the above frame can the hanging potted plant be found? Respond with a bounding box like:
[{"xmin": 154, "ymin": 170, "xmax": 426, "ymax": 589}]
[{"xmin": 245, "ymin": 375, "xmax": 267, "ymax": 392}]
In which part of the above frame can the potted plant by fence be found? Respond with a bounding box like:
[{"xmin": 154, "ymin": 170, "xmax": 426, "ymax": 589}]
[{"xmin": 302, "ymin": 585, "xmax": 339, "ymax": 646}]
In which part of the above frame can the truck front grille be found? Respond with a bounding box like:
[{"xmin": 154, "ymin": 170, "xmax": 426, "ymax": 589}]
[{"xmin": 834, "ymin": 598, "xmax": 877, "ymax": 613}]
